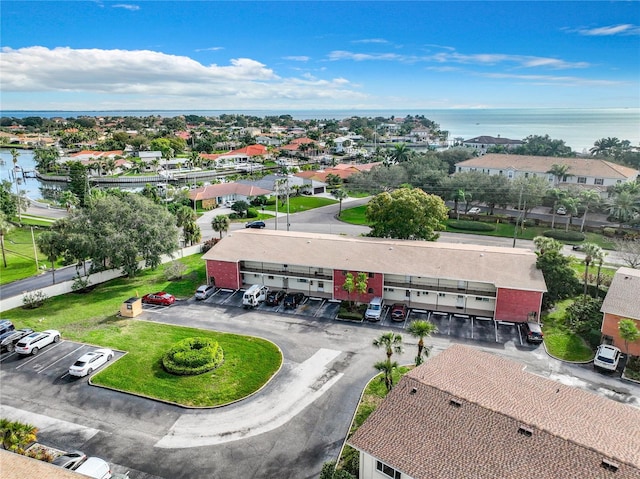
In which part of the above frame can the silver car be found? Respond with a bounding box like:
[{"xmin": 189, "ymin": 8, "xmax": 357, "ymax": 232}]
[{"xmin": 195, "ymin": 284, "xmax": 215, "ymax": 300}]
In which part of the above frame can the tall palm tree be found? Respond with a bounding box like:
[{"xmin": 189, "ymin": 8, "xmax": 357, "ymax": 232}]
[
  {"xmin": 546, "ymin": 163, "xmax": 572, "ymax": 187},
  {"xmin": 578, "ymin": 189, "xmax": 601, "ymax": 232},
  {"xmin": 590, "ymin": 137, "xmax": 621, "ymax": 157},
  {"xmin": 595, "ymin": 250, "xmax": 608, "ymax": 294},
  {"xmin": 36, "ymin": 230, "xmax": 65, "ymax": 284},
  {"xmin": 581, "ymin": 243, "xmax": 603, "ymax": 298},
  {"xmin": 606, "ymin": 190, "xmax": 640, "ymax": 233},
  {"xmin": 374, "ymin": 360, "xmax": 399, "ymax": 392},
  {"xmin": 533, "ymin": 236, "xmax": 562, "ymax": 256},
  {"xmin": 548, "ymin": 188, "xmax": 566, "ymax": 229},
  {"xmin": 211, "ymin": 215, "xmax": 230, "ymax": 239},
  {"xmin": 0, "ymin": 212, "xmax": 14, "ymax": 268},
  {"xmin": 406, "ymin": 320, "xmax": 438, "ymax": 365},
  {"xmin": 373, "ymin": 332, "xmax": 403, "ymax": 363},
  {"xmin": 331, "ymin": 188, "xmax": 348, "ymax": 216},
  {"xmin": 561, "ymin": 196, "xmax": 580, "ymax": 231},
  {"xmin": 391, "ymin": 143, "xmax": 411, "ymax": 163}
]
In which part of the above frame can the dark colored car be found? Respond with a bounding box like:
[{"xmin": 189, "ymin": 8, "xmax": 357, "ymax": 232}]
[
  {"xmin": 52, "ymin": 450, "xmax": 87, "ymax": 470},
  {"xmin": 245, "ymin": 221, "xmax": 266, "ymax": 229},
  {"xmin": 390, "ymin": 303, "xmax": 407, "ymax": 321},
  {"xmin": 266, "ymin": 290, "xmax": 286, "ymax": 306},
  {"xmin": 0, "ymin": 319, "xmax": 15, "ymax": 335},
  {"xmin": 521, "ymin": 321, "xmax": 544, "ymax": 343},
  {"xmin": 0, "ymin": 328, "xmax": 34, "ymax": 352},
  {"xmin": 283, "ymin": 292, "xmax": 305, "ymax": 309},
  {"xmin": 142, "ymin": 292, "xmax": 176, "ymax": 306}
]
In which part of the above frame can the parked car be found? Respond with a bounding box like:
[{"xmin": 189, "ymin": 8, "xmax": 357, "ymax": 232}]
[
  {"xmin": 0, "ymin": 319, "xmax": 15, "ymax": 335},
  {"xmin": 245, "ymin": 220, "xmax": 266, "ymax": 229},
  {"xmin": 390, "ymin": 303, "xmax": 407, "ymax": 321},
  {"xmin": 556, "ymin": 206, "xmax": 567, "ymax": 215},
  {"xmin": 266, "ymin": 289, "xmax": 286, "ymax": 306},
  {"xmin": 142, "ymin": 292, "xmax": 176, "ymax": 306},
  {"xmin": 74, "ymin": 457, "xmax": 112, "ymax": 479},
  {"xmin": 52, "ymin": 450, "xmax": 87, "ymax": 470},
  {"xmin": 283, "ymin": 292, "xmax": 305, "ymax": 309},
  {"xmin": 364, "ymin": 297, "xmax": 384, "ymax": 321},
  {"xmin": 195, "ymin": 284, "xmax": 215, "ymax": 300},
  {"xmin": 467, "ymin": 207, "xmax": 482, "ymax": 215},
  {"xmin": 594, "ymin": 344, "xmax": 622, "ymax": 371},
  {"xmin": 14, "ymin": 330, "xmax": 61, "ymax": 355},
  {"xmin": 69, "ymin": 348, "xmax": 114, "ymax": 377},
  {"xmin": 520, "ymin": 322, "xmax": 544, "ymax": 343},
  {"xmin": 0, "ymin": 328, "xmax": 34, "ymax": 352},
  {"xmin": 572, "ymin": 244, "xmax": 584, "ymax": 251}
]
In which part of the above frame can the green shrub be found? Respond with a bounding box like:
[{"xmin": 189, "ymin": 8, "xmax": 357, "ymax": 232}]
[
  {"xmin": 162, "ymin": 337, "xmax": 224, "ymax": 376},
  {"xmin": 542, "ymin": 230, "xmax": 586, "ymax": 242},
  {"xmin": 565, "ymin": 297, "xmax": 603, "ymax": 335},
  {"xmin": 448, "ymin": 220, "xmax": 496, "ymax": 232},
  {"xmin": 246, "ymin": 208, "xmax": 259, "ymax": 219},
  {"xmin": 602, "ymin": 227, "xmax": 616, "ymax": 237},
  {"xmin": 624, "ymin": 356, "xmax": 640, "ymax": 381}
]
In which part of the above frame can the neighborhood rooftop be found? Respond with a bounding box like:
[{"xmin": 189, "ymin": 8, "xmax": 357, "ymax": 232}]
[
  {"xmin": 601, "ymin": 267, "xmax": 640, "ymax": 319},
  {"xmin": 349, "ymin": 344, "xmax": 640, "ymax": 479},
  {"xmin": 202, "ymin": 230, "xmax": 546, "ymax": 291}
]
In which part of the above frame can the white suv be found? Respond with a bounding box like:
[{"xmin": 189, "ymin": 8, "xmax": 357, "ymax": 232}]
[
  {"xmin": 593, "ymin": 344, "xmax": 622, "ymax": 371},
  {"xmin": 14, "ymin": 330, "xmax": 61, "ymax": 355}
]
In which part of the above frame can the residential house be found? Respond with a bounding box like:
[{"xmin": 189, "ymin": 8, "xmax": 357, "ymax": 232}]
[
  {"xmin": 455, "ymin": 154, "xmax": 638, "ymax": 196},
  {"xmin": 295, "ymin": 162, "xmax": 382, "ymax": 184},
  {"xmin": 600, "ymin": 267, "xmax": 640, "ymax": 356},
  {"xmin": 349, "ymin": 344, "xmax": 640, "ymax": 479},
  {"xmin": 462, "ymin": 135, "xmax": 523, "ymax": 154},
  {"xmin": 214, "ymin": 144, "xmax": 268, "ymax": 170},
  {"xmin": 238, "ymin": 174, "xmax": 326, "ymax": 196},
  {"xmin": 188, "ymin": 183, "xmax": 272, "ymax": 209},
  {"xmin": 202, "ymin": 230, "xmax": 547, "ymax": 321}
]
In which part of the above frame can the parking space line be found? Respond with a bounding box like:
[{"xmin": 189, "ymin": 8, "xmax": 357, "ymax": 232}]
[
  {"xmin": 0, "ymin": 351, "xmax": 18, "ymax": 363},
  {"xmin": 471, "ymin": 316, "xmax": 475, "ymax": 340},
  {"xmin": 15, "ymin": 341, "xmax": 65, "ymax": 369},
  {"xmin": 494, "ymin": 321, "xmax": 499, "ymax": 342},
  {"xmin": 313, "ymin": 299, "xmax": 327, "ymax": 317},
  {"xmin": 38, "ymin": 345, "xmax": 86, "ymax": 374}
]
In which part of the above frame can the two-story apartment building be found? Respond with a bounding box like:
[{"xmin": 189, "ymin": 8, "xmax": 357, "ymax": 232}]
[
  {"xmin": 600, "ymin": 267, "xmax": 640, "ymax": 356},
  {"xmin": 455, "ymin": 154, "xmax": 638, "ymax": 196},
  {"xmin": 202, "ymin": 230, "xmax": 547, "ymax": 322},
  {"xmin": 462, "ymin": 135, "xmax": 523, "ymax": 155}
]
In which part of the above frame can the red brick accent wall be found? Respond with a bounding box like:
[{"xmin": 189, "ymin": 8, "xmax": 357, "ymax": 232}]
[
  {"xmin": 333, "ymin": 270, "xmax": 384, "ymax": 302},
  {"xmin": 206, "ymin": 260, "xmax": 240, "ymax": 289},
  {"xmin": 494, "ymin": 288, "xmax": 543, "ymax": 322},
  {"xmin": 601, "ymin": 313, "xmax": 640, "ymax": 356}
]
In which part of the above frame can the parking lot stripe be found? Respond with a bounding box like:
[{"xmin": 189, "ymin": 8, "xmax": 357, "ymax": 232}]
[
  {"xmin": 15, "ymin": 341, "xmax": 65, "ymax": 369},
  {"xmin": 0, "ymin": 351, "xmax": 18, "ymax": 363},
  {"xmin": 37, "ymin": 345, "xmax": 85, "ymax": 374}
]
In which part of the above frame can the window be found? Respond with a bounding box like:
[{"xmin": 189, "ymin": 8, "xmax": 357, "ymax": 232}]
[
  {"xmin": 508, "ymin": 171, "xmax": 514, "ymax": 179},
  {"xmin": 368, "ymin": 288, "xmax": 374, "ymax": 294},
  {"xmin": 524, "ymin": 172, "xmax": 529, "ymax": 178},
  {"xmin": 439, "ymin": 293, "xmax": 445, "ymax": 297},
  {"xmin": 298, "ymin": 278, "xmax": 307, "ymax": 283},
  {"xmin": 369, "ymin": 272, "xmax": 375, "ymax": 278},
  {"xmin": 268, "ymin": 275, "xmax": 274, "ymax": 279},
  {"xmin": 376, "ymin": 461, "xmax": 402, "ymax": 479},
  {"xmin": 318, "ymin": 282, "xmax": 324, "ymax": 288},
  {"xmin": 594, "ymin": 178, "xmax": 604, "ymax": 185},
  {"xmin": 405, "ymin": 290, "xmax": 410, "ymax": 297},
  {"xmin": 577, "ymin": 177, "xmax": 587, "ymax": 184}
]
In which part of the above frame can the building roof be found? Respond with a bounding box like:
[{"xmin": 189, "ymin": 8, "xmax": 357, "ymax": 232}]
[
  {"xmin": 455, "ymin": 154, "xmax": 639, "ymax": 180},
  {"xmin": 1, "ymin": 450, "xmax": 83, "ymax": 479},
  {"xmin": 348, "ymin": 344, "xmax": 640, "ymax": 479},
  {"xmin": 464, "ymin": 136, "xmax": 523, "ymax": 145},
  {"xmin": 222, "ymin": 144, "xmax": 267, "ymax": 157},
  {"xmin": 601, "ymin": 267, "xmax": 640, "ymax": 320},
  {"xmin": 202, "ymin": 230, "xmax": 546, "ymax": 291},
  {"xmin": 188, "ymin": 183, "xmax": 272, "ymax": 201}
]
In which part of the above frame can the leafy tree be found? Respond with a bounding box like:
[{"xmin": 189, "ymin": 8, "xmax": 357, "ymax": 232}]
[
  {"xmin": 355, "ymin": 272, "xmax": 368, "ymax": 298},
  {"xmin": 618, "ymin": 319, "xmax": 640, "ymax": 355},
  {"xmin": 406, "ymin": 320, "xmax": 437, "ymax": 365},
  {"xmin": 0, "ymin": 180, "xmax": 18, "ymax": 217},
  {"xmin": 331, "ymin": 188, "xmax": 348, "ymax": 216},
  {"xmin": 612, "ymin": 238, "xmax": 640, "ymax": 269},
  {"xmin": 320, "ymin": 461, "xmax": 356, "ymax": 479},
  {"xmin": 325, "ymin": 173, "xmax": 342, "ymax": 188},
  {"xmin": 59, "ymin": 190, "xmax": 79, "ymax": 211},
  {"xmin": 0, "ymin": 211, "xmax": 13, "ymax": 267},
  {"xmin": 67, "ymin": 161, "xmax": 89, "ymax": 207},
  {"xmin": 36, "ymin": 230, "xmax": 66, "ymax": 283},
  {"xmin": 342, "ymin": 272, "xmax": 356, "ymax": 309},
  {"xmin": 565, "ymin": 297, "xmax": 603, "ymax": 335},
  {"xmin": 373, "ymin": 331, "xmax": 403, "ymax": 391},
  {"xmin": 590, "ymin": 137, "xmax": 624, "ymax": 157},
  {"xmin": 211, "ymin": 215, "xmax": 230, "ymax": 239},
  {"xmin": 606, "ymin": 190, "xmax": 640, "ymax": 233},
  {"xmin": 141, "ymin": 183, "xmax": 162, "ymax": 204},
  {"xmin": 579, "ymin": 189, "xmax": 601, "ymax": 233},
  {"xmin": 232, "ymin": 200, "xmax": 250, "ymax": 218},
  {"xmin": 533, "ymin": 236, "xmax": 562, "ymax": 256},
  {"xmin": 536, "ymin": 250, "xmax": 580, "ymax": 309},
  {"xmin": 547, "ymin": 188, "xmax": 566, "ymax": 229},
  {"xmin": 514, "ymin": 134, "xmax": 574, "ymax": 157},
  {"xmin": 478, "ymin": 174, "xmax": 511, "ymax": 214},
  {"xmin": 366, "ymin": 187, "xmax": 448, "ymax": 241},
  {"xmin": 560, "ymin": 196, "xmax": 580, "ymax": 231},
  {"xmin": 510, "ymin": 176, "xmax": 549, "ymax": 219},
  {"xmin": 581, "ymin": 243, "xmax": 604, "ymax": 297}
]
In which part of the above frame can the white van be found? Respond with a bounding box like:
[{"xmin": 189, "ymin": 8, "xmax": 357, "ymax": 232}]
[
  {"xmin": 242, "ymin": 285, "xmax": 269, "ymax": 309},
  {"xmin": 75, "ymin": 457, "xmax": 111, "ymax": 479},
  {"xmin": 364, "ymin": 297, "xmax": 384, "ymax": 321}
]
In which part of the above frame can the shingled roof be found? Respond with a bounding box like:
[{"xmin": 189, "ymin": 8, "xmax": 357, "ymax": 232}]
[
  {"xmin": 601, "ymin": 267, "xmax": 640, "ymax": 320},
  {"xmin": 348, "ymin": 344, "xmax": 640, "ymax": 479}
]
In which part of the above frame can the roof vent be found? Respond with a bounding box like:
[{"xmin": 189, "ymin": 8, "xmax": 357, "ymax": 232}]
[
  {"xmin": 601, "ymin": 459, "xmax": 619, "ymax": 472},
  {"xmin": 410, "ymin": 387, "xmax": 417, "ymax": 394},
  {"xmin": 389, "ymin": 247, "xmax": 393, "ymax": 250},
  {"xmin": 449, "ymin": 399, "xmax": 462, "ymax": 408},
  {"xmin": 518, "ymin": 426, "xmax": 533, "ymax": 437}
]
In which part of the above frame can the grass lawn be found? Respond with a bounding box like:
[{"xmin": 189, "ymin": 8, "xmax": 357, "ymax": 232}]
[
  {"xmin": 338, "ymin": 205, "xmax": 369, "ymax": 225},
  {"xmin": 542, "ymin": 299, "xmax": 594, "ymax": 362},
  {"xmin": 262, "ymin": 196, "xmax": 337, "ymax": 214},
  {"xmin": 4, "ymin": 254, "xmax": 282, "ymax": 406}
]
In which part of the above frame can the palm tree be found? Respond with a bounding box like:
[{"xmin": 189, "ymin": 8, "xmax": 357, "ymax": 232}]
[
  {"xmin": 533, "ymin": 236, "xmax": 562, "ymax": 255},
  {"xmin": 590, "ymin": 137, "xmax": 621, "ymax": 157},
  {"xmin": 36, "ymin": 230, "xmax": 65, "ymax": 284},
  {"xmin": 579, "ymin": 189, "xmax": 601, "ymax": 232},
  {"xmin": 373, "ymin": 331, "xmax": 403, "ymax": 391},
  {"xmin": 391, "ymin": 143, "xmax": 411, "ymax": 163},
  {"xmin": 0, "ymin": 212, "xmax": 14, "ymax": 268},
  {"xmin": 606, "ymin": 190, "xmax": 640, "ymax": 233},
  {"xmin": 595, "ymin": 249, "xmax": 608, "ymax": 294},
  {"xmin": 331, "ymin": 188, "xmax": 348, "ymax": 216},
  {"xmin": 374, "ymin": 360, "xmax": 399, "ymax": 392},
  {"xmin": 561, "ymin": 196, "xmax": 580, "ymax": 231},
  {"xmin": 546, "ymin": 163, "xmax": 572, "ymax": 188},
  {"xmin": 406, "ymin": 320, "xmax": 438, "ymax": 365},
  {"xmin": 548, "ymin": 188, "xmax": 566, "ymax": 229},
  {"xmin": 581, "ymin": 243, "xmax": 603, "ymax": 298},
  {"xmin": 0, "ymin": 419, "xmax": 38, "ymax": 453},
  {"xmin": 211, "ymin": 215, "xmax": 230, "ymax": 239}
]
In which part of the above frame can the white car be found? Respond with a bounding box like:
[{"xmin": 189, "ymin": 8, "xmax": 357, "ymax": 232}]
[
  {"xmin": 195, "ymin": 284, "xmax": 215, "ymax": 300},
  {"xmin": 467, "ymin": 207, "xmax": 482, "ymax": 215},
  {"xmin": 593, "ymin": 344, "xmax": 622, "ymax": 371},
  {"xmin": 69, "ymin": 348, "xmax": 114, "ymax": 377},
  {"xmin": 75, "ymin": 457, "xmax": 112, "ymax": 479},
  {"xmin": 556, "ymin": 206, "xmax": 567, "ymax": 215},
  {"xmin": 14, "ymin": 330, "xmax": 60, "ymax": 355}
]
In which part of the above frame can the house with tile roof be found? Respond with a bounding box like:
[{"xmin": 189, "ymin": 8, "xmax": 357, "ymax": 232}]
[
  {"xmin": 348, "ymin": 344, "xmax": 640, "ymax": 479},
  {"xmin": 295, "ymin": 162, "xmax": 382, "ymax": 183},
  {"xmin": 202, "ymin": 230, "xmax": 546, "ymax": 321},
  {"xmin": 214, "ymin": 144, "xmax": 268, "ymax": 170},
  {"xmin": 600, "ymin": 267, "xmax": 640, "ymax": 356},
  {"xmin": 188, "ymin": 182, "xmax": 272, "ymax": 209},
  {"xmin": 455, "ymin": 154, "xmax": 638, "ymax": 196}
]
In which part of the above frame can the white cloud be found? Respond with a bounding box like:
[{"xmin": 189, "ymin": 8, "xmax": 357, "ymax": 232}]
[
  {"xmin": 480, "ymin": 72, "xmax": 623, "ymax": 87},
  {"xmin": 283, "ymin": 56, "xmax": 310, "ymax": 62},
  {"xmin": 0, "ymin": 46, "xmax": 366, "ymax": 109},
  {"xmin": 352, "ymin": 38, "xmax": 389, "ymax": 44},
  {"xmin": 195, "ymin": 47, "xmax": 224, "ymax": 52},
  {"xmin": 112, "ymin": 4, "xmax": 140, "ymax": 11},
  {"xmin": 577, "ymin": 24, "xmax": 640, "ymax": 36},
  {"xmin": 328, "ymin": 50, "xmax": 416, "ymax": 62}
]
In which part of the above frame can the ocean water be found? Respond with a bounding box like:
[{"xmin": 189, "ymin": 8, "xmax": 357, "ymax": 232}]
[{"xmin": 2, "ymin": 108, "xmax": 639, "ymax": 153}]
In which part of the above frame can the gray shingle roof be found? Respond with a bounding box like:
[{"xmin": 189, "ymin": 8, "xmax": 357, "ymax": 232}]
[
  {"xmin": 348, "ymin": 345, "xmax": 640, "ymax": 479},
  {"xmin": 601, "ymin": 267, "xmax": 640, "ymax": 320}
]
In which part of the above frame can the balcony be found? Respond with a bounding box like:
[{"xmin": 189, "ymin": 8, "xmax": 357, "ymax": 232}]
[
  {"xmin": 241, "ymin": 264, "xmax": 333, "ymax": 281},
  {"xmin": 383, "ymin": 279, "xmax": 496, "ymax": 298}
]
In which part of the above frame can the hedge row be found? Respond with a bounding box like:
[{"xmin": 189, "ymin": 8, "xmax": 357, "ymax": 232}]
[
  {"xmin": 162, "ymin": 337, "xmax": 224, "ymax": 376},
  {"xmin": 542, "ymin": 230, "xmax": 586, "ymax": 242},
  {"xmin": 448, "ymin": 220, "xmax": 496, "ymax": 232}
]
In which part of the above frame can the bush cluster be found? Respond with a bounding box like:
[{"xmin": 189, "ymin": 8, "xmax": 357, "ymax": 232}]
[
  {"xmin": 542, "ymin": 230, "xmax": 586, "ymax": 242},
  {"xmin": 162, "ymin": 337, "xmax": 224, "ymax": 376},
  {"xmin": 448, "ymin": 220, "xmax": 496, "ymax": 232}
]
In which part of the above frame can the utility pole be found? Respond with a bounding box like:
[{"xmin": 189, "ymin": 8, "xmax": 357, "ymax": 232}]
[
  {"xmin": 512, "ymin": 182, "xmax": 524, "ymax": 248},
  {"xmin": 286, "ymin": 177, "xmax": 290, "ymax": 231}
]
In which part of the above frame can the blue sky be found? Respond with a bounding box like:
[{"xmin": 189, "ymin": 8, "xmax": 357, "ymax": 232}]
[{"xmin": 1, "ymin": 1, "xmax": 639, "ymax": 111}]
